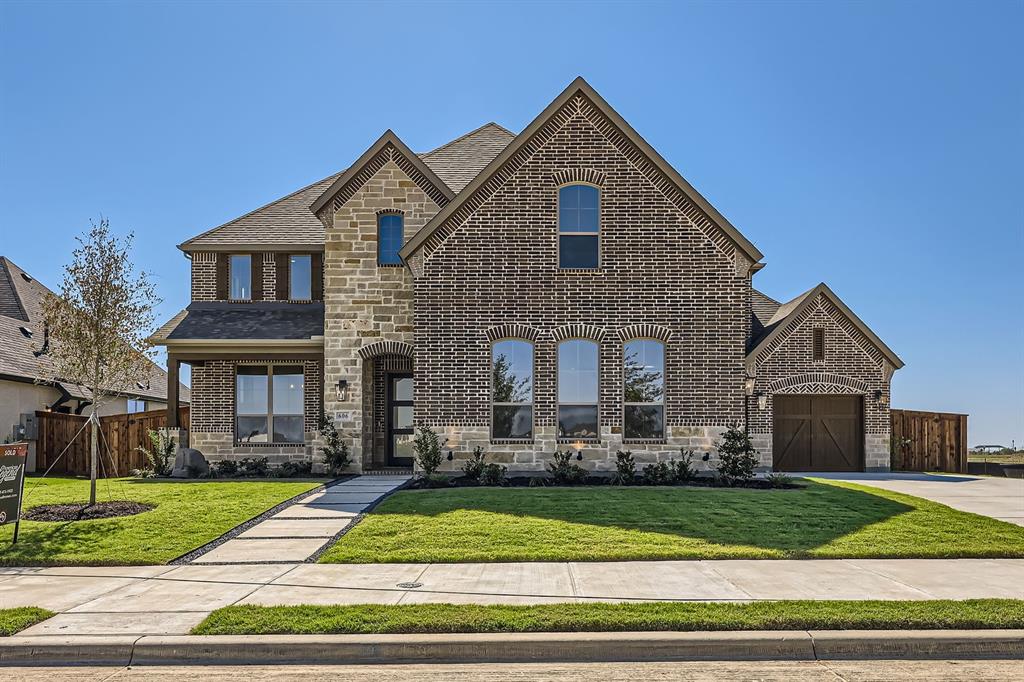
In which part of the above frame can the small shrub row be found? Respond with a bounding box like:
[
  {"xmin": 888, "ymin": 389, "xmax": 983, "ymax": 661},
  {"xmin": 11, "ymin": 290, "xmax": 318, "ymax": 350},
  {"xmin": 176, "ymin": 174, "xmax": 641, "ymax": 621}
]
[{"xmin": 209, "ymin": 457, "xmax": 311, "ymax": 479}]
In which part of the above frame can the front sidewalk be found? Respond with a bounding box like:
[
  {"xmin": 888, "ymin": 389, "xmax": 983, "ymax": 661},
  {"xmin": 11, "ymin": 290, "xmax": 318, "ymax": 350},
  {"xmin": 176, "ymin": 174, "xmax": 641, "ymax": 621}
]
[{"xmin": 2, "ymin": 558, "xmax": 1022, "ymax": 637}]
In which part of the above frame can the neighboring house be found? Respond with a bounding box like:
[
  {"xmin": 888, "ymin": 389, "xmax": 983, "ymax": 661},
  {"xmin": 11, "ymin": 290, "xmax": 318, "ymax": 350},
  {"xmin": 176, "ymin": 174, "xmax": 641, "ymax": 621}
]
[
  {"xmin": 0, "ymin": 256, "xmax": 189, "ymax": 467},
  {"xmin": 153, "ymin": 77, "xmax": 903, "ymax": 474}
]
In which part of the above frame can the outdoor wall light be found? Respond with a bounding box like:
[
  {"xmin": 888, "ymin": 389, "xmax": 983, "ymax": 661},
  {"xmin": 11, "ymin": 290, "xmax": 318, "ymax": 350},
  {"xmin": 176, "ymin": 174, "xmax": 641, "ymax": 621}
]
[
  {"xmin": 872, "ymin": 389, "xmax": 887, "ymax": 404},
  {"xmin": 755, "ymin": 391, "xmax": 768, "ymax": 410},
  {"xmin": 335, "ymin": 379, "xmax": 349, "ymax": 401},
  {"xmin": 743, "ymin": 376, "xmax": 756, "ymax": 396}
]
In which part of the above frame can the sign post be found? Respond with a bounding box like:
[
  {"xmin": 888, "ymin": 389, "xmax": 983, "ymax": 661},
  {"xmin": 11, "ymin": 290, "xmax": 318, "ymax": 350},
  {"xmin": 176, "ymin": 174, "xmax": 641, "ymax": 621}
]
[{"xmin": 0, "ymin": 442, "xmax": 28, "ymax": 544}]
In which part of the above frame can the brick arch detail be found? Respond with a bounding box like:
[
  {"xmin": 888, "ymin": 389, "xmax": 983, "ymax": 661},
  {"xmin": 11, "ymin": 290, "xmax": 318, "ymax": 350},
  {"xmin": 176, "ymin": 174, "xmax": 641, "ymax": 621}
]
[
  {"xmin": 485, "ymin": 323, "xmax": 542, "ymax": 342},
  {"xmin": 375, "ymin": 208, "xmax": 405, "ymax": 216},
  {"xmin": 616, "ymin": 323, "xmax": 673, "ymax": 343},
  {"xmin": 550, "ymin": 324, "xmax": 607, "ymax": 343},
  {"xmin": 552, "ymin": 168, "xmax": 607, "ymax": 187},
  {"xmin": 358, "ymin": 340, "xmax": 415, "ymax": 360},
  {"xmin": 769, "ymin": 372, "xmax": 869, "ymax": 394}
]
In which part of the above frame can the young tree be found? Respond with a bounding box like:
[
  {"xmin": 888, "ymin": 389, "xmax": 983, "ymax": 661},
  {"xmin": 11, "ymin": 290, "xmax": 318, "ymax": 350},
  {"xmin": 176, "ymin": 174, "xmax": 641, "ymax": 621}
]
[{"xmin": 40, "ymin": 219, "xmax": 160, "ymax": 505}]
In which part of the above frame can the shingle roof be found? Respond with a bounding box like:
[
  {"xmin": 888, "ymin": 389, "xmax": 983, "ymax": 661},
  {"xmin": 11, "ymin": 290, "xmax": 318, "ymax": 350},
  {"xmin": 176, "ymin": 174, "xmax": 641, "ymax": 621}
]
[
  {"xmin": 0, "ymin": 256, "xmax": 189, "ymax": 403},
  {"xmin": 153, "ymin": 302, "xmax": 324, "ymax": 341},
  {"xmin": 178, "ymin": 123, "xmax": 515, "ymax": 251}
]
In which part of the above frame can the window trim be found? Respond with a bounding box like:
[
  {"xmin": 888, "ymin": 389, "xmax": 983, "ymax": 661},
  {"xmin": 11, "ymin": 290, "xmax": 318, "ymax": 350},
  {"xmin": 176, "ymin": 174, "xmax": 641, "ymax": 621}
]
[
  {"xmin": 490, "ymin": 337, "xmax": 535, "ymax": 442},
  {"xmin": 234, "ymin": 364, "xmax": 306, "ymax": 446},
  {"xmin": 377, "ymin": 212, "xmax": 405, "ymax": 267},
  {"xmin": 228, "ymin": 254, "xmax": 252, "ymax": 301},
  {"xmin": 288, "ymin": 254, "xmax": 312, "ymax": 301},
  {"xmin": 556, "ymin": 183, "xmax": 601, "ymax": 270},
  {"xmin": 622, "ymin": 337, "xmax": 666, "ymax": 442},
  {"xmin": 556, "ymin": 337, "xmax": 601, "ymax": 443}
]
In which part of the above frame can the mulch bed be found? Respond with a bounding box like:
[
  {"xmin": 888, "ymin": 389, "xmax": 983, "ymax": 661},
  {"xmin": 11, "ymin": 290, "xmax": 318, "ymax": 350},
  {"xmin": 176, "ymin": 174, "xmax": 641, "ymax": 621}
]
[
  {"xmin": 22, "ymin": 501, "xmax": 155, "ymax": 522},
  {"xmin": 410, "ymin": 475, "xmax": 804, "ymax": 490}
]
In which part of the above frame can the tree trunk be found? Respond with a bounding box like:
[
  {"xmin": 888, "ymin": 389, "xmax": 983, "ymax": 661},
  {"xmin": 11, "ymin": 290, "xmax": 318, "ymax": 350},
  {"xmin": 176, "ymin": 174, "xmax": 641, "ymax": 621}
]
[{"xmin": 89, "ymin": 411, "xmax": 98, "ymax": 506}]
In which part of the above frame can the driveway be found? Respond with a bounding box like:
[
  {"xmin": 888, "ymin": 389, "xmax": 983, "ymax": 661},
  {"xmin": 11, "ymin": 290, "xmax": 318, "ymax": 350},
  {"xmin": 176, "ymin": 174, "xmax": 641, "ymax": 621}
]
[{"xmin": 809, "ymin": 472, "xmax": 1024, "ymax": 526}]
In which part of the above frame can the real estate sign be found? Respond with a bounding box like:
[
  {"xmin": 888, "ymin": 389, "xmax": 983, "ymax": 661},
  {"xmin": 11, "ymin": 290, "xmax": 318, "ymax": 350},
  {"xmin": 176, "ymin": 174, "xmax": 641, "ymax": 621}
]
[{"xmin": 0, "ymin": 442, "xmax": 28, "ymax": 542}]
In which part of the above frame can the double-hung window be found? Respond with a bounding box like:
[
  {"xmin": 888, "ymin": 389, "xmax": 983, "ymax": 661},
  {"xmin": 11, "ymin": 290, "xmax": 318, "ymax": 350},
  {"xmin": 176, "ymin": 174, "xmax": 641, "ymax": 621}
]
[
  {"xmin": 229, "ymin": 254, "xmax": 251, "ymax": 300},
  {"xmin": 623, "ymin": 339, "xmax": 665, "ymax": 440},
  {"xmin": 558, "ymin": 184, "xmax": 599, "ymax": 268},
  {"xmin": 235, "ymin": 365, "xmax": 305, "ymax": 444},
  {"xmin": 289, "ymin": 255, "xmax": 311, "ymax": 300},
  {"xmin": 491, "ymin": 339, "xmax": 534, "ymax": 440},
  {"xmin": 378, "ymin": 214, "xmax": 404, "ymax": 266},
  {"xmin": 558, "ymin": 339, "xmax": 599, "ymax": 439}
]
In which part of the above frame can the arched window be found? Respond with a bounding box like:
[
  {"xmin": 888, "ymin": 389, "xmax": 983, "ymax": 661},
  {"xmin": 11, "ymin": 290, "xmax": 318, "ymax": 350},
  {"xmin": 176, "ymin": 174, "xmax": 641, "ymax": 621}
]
[
  {"xmin": 558, "ymin": 339, "xmax": 599, "ymax": 438},
  {"xmin": 558, "ymin": 184, "xmax": 599, "ymax": 268},
  {"xmin": 623, "ymin": 339, "xmax": 665, "ymax": 439},
  {"xmin": 377, "ymin": 213, "xmax": 404, "ymax": 266},
  {"xmin": 491, "ymin": 339, "xmax": 533, "ymax": 440}
]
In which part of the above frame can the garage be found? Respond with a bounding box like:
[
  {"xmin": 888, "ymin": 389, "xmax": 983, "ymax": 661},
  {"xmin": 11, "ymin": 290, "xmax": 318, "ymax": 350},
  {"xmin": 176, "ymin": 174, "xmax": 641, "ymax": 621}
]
[{"xmin": 772, "ymin": 395, "xmax": 864, "ymax": 472}]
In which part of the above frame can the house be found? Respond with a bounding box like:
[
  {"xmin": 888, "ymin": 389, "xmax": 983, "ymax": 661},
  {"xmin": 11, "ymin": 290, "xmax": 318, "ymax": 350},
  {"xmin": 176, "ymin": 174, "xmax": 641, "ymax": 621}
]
[
  {"xmin": 0, "ymin": 256, "xmax": 189, "ymax": 468},
  {"xmin": 152, "ymin": 77, "xmax": 903, "ymax": 474}
]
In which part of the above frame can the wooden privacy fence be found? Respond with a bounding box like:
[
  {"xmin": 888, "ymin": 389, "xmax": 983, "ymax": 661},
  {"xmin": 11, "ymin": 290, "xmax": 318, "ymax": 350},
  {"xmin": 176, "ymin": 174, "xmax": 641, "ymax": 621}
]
[
  {"xmin": 35, "ymin": 407, "xmax": 190, "ymax": 477},
  {"xmin": 890, "ymin": 409, "xmax": 968, "ymax": 473}
]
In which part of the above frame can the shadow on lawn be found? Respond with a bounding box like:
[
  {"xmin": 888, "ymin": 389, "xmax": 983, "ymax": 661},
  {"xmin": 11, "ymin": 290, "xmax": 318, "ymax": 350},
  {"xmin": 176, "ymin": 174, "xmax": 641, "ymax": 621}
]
[{"xmin": 374, "ymin": 482, "xmax": 916, "ymax": 554}]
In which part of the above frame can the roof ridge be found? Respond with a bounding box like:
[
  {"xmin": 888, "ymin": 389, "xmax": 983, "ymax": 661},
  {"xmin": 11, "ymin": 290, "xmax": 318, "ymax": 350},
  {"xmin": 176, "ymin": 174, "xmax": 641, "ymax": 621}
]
[
  {"xmin": 421, "ymin": 122, "xmax": 515, "ymax": 157},
  {"xmin": 178, "ymin": 170, "xmax": 343, "ymax": 250}
]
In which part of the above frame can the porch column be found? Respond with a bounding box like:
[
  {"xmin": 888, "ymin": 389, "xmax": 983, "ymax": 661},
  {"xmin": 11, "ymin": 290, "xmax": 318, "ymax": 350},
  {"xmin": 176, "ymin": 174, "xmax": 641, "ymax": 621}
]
[{"xmin": 167, "ymin": 354, "xmax": 180, "ymax": 428}]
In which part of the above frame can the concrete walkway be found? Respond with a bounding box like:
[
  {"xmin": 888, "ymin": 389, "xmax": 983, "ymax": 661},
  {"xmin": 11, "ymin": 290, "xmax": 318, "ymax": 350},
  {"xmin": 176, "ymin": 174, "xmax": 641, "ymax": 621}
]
[
  {"xmin": 2, "ymin": 558, "xmax": 1021, "ymax": 637},
  {"xmin": 190, "ymin": 475, "xmax": 410, "ymax": 564},
  {"xmin": 811, "ymin": 472, "xmax": 1024, "ymax": 526}
]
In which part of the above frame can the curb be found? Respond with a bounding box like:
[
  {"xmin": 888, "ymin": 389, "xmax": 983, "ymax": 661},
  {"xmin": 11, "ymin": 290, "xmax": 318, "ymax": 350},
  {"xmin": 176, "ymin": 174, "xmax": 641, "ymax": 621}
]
[{"xmin": 1, "ymin": 630, "xmax": 1022, "ymax": 666}]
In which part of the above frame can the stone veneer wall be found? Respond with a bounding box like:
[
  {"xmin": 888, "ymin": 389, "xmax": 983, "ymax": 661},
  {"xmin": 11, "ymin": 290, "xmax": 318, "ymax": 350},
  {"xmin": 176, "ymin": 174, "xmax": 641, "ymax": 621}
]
[
  {"xmin": 321, "ymin": 158, "xmax": 442, "ymax": 471},
  {"xmin": 748, "ymin": 293, "xmax": 894, "ymax": 470},
  {"xmin": 412, "ymin": 94, "xmax": 751, "ymax": 473},
  {"xmin": 189, "ymin": 358, "xmax": 322, "ymax": 464}
]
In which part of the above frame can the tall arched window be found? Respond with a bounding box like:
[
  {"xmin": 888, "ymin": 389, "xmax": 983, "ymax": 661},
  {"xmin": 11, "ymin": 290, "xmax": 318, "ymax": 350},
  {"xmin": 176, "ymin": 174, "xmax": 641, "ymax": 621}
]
[
  {"xmin": 377, "ymin": 213, "xmax": 404, "ymax": 266},
  {"xmin": 558, "ymin": 184, "xmax": 599, "ymax": 268},
  {"xmin": 623, "ymin": 339, "xmax": 665, "ymax": 439},
  {"xmin": 558, "ymin": 339, "xmax": 599, "ymax": 438},
  {"xmin": 491, "ymin": 339, "xmax": 534, "ymax": 440}
]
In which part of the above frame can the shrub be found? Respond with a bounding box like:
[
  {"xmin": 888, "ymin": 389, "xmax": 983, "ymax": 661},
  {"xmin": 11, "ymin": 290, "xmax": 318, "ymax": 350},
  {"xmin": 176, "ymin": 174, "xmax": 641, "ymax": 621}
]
[
  {"xmin": 671, "ymin": 449, "xmax": 697, "ymax": 483},
  {"xmin": 715, "ymin": 424, "xmax": 759, "ymax": 486},
  {"xmin": 546, "ymin": 449, "xmax": 587, "ymax": 485},
  {"xmin": 318, "ymin": 414, "xmax": 352, "ymax": 475},
  {"xmin": 461, "ymin": 446, "xmax": 487, "ymax": 483},
  {"xmin": 767, "ymin": 472, "xmax": 794, "ymax": 488},
  {"xmin": 136, "ymin": 430, "xmax": 175, "ymax": 477},
  {"xmin": 214, "ymin": 459, "xmax": 239, "ymax": 477},
  {"xmin": 611, "ymin": 450, "xmax": 636, "ymax": 485},
  {"xmin": 413, "ymin": 426, "xmax": 443, "ymax": 477},
  {"xmin": 480, "ymin": 462, "xmax": 507, "ymax": 486},
  {"xmin": 239, "ymin": 456, "xmax": 270, "ymax": 477},
  {"xmin": 277, "ymin": 461, "xmax": 312, "ymax": 478},
  {"xmin": 642, "ymin": 460, "xmax": 673, "ymax": 485}
]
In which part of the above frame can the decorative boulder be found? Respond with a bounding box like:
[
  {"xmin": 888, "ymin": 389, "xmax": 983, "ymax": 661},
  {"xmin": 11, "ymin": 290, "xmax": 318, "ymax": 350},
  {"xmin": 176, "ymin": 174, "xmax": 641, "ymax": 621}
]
[{"xmin": 171, "ymin": 448, "xmax": 210, "ymax": 478}]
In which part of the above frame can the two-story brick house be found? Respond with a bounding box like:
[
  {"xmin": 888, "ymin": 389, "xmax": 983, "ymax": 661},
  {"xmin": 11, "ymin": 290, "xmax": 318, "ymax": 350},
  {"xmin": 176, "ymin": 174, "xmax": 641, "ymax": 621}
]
[{"xmin": 153, "ymin": 78, "xmax": 903, "ymax": 474}]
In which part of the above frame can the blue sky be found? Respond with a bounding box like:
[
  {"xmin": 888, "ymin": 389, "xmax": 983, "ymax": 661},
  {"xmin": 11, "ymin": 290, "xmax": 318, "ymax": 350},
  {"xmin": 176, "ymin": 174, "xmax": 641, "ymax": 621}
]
[{"xmin": 1, "ymin": 1, "xmax": 1021, "ymax": 446}]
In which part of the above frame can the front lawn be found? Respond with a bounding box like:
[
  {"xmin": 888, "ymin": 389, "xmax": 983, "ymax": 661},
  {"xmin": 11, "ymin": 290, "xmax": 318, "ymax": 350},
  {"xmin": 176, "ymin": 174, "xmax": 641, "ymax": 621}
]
[
  {"xmin": 192, "ymin": 599, "xmax": 1024, "ymax": 635},
  {"xmin": 0, "ymin": 607, "xmax": 54, "ymax": 636},
  {"xmin": 319, "ymin": 480, "xmax": 1024, "ymax": 563},
  {"xmin": 0, "ymin": 476, "xmax": 321, "ymax": 566}
]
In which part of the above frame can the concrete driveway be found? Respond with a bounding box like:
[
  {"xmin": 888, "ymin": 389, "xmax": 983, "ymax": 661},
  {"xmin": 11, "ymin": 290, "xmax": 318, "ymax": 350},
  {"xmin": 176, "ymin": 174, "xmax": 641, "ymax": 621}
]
[{"xmin": 809, "ymin": 472, "xmax": 1024, "ymax": 526}]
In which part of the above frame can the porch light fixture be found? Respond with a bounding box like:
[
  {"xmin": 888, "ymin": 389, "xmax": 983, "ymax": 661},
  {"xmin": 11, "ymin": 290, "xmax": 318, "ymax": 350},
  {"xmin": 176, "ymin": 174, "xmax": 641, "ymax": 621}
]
[
  {"xmin": 573, "ymin": 440, "xmax": 584, "ymax": 460},
  {"xmin": 743, "ymin": 376, "xmax": 756, "ymax": 395},
  {"xmin": 872, "ymin": 389, "xmax": 886, "ymax": 405},
  {"xmin": 336, "ymin": 379, "xmax": 349, "ymax": 402},
  {"xmin": 754, "ymin": 391, "xmax": 768, "ymax": 410}
]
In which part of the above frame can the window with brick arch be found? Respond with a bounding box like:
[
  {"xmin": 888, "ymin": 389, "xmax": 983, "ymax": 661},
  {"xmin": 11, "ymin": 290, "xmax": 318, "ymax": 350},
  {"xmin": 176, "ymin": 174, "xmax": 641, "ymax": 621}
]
[
  {"xmin": 558, "ymin": 339, "xmax": 599, "ymax": 439},
  {"xmin": 623, "ymin": 339, "xmax": 665, "ymax": 440},
  {"xmin": 491, "ymin": 339, "xmax": 534, "ymax": 440},
  {"xmin": 377, "ymin": 213, "xmax": 404, "ymax": 266},
  {"xmin": 558, "ymin": 184, "xmax": 599, "ymax": 268}
]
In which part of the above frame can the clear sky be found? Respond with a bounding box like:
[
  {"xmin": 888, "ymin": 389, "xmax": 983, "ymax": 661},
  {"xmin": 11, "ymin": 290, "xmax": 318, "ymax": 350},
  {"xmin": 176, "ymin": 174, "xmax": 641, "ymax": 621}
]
[{"xmin": 1, "ymin": 1, "xmax": 1021, "ymax": 446}]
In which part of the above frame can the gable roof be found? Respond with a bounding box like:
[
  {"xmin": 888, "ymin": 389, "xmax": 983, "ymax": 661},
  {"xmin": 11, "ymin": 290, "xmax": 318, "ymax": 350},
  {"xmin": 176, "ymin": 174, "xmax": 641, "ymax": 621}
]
[
  {"xmin": 746, "ymin": 282, "xmax": 904, "ymax": 372},
  {"xmin": 0, "ymin": 256, "xmax": 189, "ymax": 403},
  {"xmin": 400, "ymin": 76, "xmax": 764, "ymax": 263},
  {"xmin": 418, "ymin": 122, "xmax": 516, "ymax": 193},
  {"xmin": 308, "ymin": 130, "xmax": 456, "ymax": 216}
]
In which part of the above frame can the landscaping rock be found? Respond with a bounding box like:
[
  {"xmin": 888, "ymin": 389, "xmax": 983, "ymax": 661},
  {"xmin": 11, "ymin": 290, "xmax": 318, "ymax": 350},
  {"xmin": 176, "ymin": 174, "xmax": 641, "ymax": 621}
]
[{"xmin": 171, "ymin": 448, "xmax": 210, "ymax": 478}]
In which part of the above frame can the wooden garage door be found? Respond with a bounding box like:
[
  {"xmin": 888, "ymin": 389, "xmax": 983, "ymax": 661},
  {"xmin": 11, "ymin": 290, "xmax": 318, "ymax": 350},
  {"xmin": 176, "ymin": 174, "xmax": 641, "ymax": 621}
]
[{"xmin": 773, "ymin": 395, "xmax": 864, "ymax": 472}]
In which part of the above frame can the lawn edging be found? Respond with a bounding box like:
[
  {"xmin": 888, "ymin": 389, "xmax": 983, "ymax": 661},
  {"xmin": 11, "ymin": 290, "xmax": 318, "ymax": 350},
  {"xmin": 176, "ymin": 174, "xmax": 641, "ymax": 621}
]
[{"xmin": 1, "ymin": 629, "xmax": 1022, "ymax": 666}]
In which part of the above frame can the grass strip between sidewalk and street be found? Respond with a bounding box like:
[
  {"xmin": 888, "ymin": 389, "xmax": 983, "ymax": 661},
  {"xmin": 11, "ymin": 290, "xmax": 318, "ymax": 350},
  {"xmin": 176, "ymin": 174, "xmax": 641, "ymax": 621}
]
[
  {"xmin": 192, "ymin": 599, "xmax": 1024, "ymax": 635},
  {"xmin": 0, "ymin": 608, "xmax": 54, "ymax": 636}
]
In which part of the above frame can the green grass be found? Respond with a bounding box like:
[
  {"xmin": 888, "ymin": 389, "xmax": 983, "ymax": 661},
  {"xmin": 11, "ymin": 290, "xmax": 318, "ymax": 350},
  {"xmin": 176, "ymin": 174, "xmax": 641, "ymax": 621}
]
[
  {"xmin": 0, "ymin": 607, "xmax": 54, "ymax": 636},
  {"xmin": 0, "ymin": 476, "xmax": 321, "ymax": 566},
  {"xmin": 192, "ymin": 600, "xmax": 1024, "ymax": 635},
  {"xmin": 319, "ymin": 480, "xmax": 1024, "ymax": 563}
]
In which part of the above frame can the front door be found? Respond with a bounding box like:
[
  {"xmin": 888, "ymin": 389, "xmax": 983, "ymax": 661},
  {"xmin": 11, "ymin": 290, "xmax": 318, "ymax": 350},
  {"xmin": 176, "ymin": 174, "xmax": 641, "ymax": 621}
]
[{"xmin": 386, "ymin": 373, "xmax": 414, "ymax": 467}]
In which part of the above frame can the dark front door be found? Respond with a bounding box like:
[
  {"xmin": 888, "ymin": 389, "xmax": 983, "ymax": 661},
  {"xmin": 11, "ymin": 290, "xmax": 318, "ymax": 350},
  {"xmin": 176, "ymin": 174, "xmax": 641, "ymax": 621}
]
[
  {"xmin": 386, "ymin": 373, "xmax": 414, "ymax": 467},
  {"xmin": 773, "ymin": 395, "xmax": 864, "ymax": 472}
]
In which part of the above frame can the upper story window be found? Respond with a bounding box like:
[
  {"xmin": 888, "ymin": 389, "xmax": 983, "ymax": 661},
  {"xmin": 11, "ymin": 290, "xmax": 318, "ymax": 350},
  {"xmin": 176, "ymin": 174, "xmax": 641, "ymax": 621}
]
[
  {"xmin": 623, "ymin": 339, "xmax": 665, "ymax": 440},
  {"xmin": 229, "ymin": 254, "xmax": 251, "ymax": 300},
  {"xmin": 558, "ymin": 184, "xmax": 599, "ymax": 269},
  {"xmin": 378, "ymin": 213, "xmax": 404, "ymax": 266},
  {"xmin": 491, "ymin": 339, "xmax": 534, "ymax": 440},
  {"xmin": 558, "ymin": 339, "xmax": 599, "ymax": 439},
  {"xmin": 289, "ymin": 255, "xmax": 311, "ymax": 300}
]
